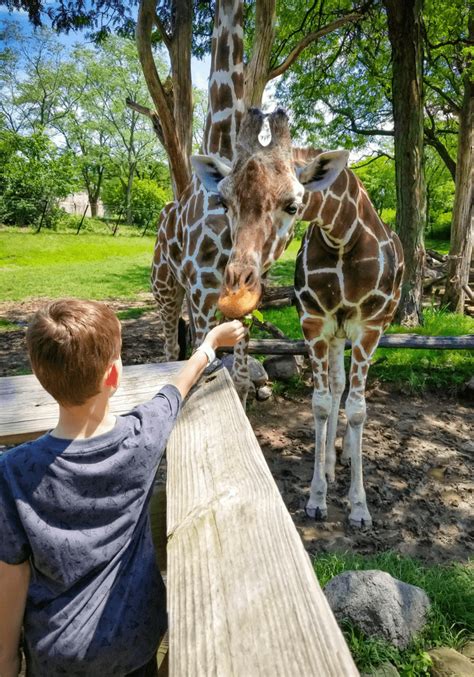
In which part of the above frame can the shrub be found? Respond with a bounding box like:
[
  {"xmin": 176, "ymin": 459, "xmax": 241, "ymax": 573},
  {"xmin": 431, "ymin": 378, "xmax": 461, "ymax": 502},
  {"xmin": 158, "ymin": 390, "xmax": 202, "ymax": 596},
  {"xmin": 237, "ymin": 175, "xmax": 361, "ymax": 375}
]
[{"xmin": 130, "ymin": 178, "xmax": 171, "ymax": 227}]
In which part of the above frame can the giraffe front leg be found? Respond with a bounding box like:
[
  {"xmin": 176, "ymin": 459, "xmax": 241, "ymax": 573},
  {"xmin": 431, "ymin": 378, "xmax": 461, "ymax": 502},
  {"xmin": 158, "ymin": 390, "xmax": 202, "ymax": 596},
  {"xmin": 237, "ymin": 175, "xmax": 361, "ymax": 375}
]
[
  {"xmin": 231, "ymin": 330, "xmax": 250, "ymax": 409},
  {"xmin": 151, "ymin": 257, "xmax": 185, "ymax": 362},
  {"xmin": 344, "ymin": 328, "xmax": 381, "ymax": 528},
  {"xmin": 303, "ymin": 323, "xmax": 331, "ymax": 520}
]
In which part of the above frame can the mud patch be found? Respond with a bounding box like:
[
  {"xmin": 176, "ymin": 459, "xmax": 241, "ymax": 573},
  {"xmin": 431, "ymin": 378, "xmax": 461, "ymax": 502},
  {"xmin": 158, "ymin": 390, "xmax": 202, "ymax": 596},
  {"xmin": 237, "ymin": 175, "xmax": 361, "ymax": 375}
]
[{"xmin": 248, "ymin": 385, "xmax": 473, "ymax": 564}]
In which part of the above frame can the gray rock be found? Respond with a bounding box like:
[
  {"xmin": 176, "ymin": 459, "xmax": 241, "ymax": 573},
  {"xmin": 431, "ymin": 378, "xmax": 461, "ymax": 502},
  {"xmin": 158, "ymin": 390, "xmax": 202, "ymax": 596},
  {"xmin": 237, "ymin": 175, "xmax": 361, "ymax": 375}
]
[
  {"xmin": 324, "ymin": 570, "xmax": 430, "ymax": 649},
  {"xmin": 429, "ymin": 647, "xmax": 474, "ymax": 677},
  {"xmin": 248, "ymin": 356, "xmax": 268, "ymax": 386},
  {"xmin": 263, "ymin": 354, "xmax": 300, "ymax": 381},
  {"xmin": 362, "ymin": 663, "xmax": 400, "ymax": 677},
  {"xmin": 466, "ymin": 375, "xmax": 474, "ymax": 392},
  {"xmin": 256, "ymin": 385, "xmax": 272, "ymax": 401},
  {"xmin": 461, "ymin": 641, "xmax": 474, "ymax": 662},
  {"xmin": 219, "ymin": 355, "xmax": 268, "ymax": 387}
]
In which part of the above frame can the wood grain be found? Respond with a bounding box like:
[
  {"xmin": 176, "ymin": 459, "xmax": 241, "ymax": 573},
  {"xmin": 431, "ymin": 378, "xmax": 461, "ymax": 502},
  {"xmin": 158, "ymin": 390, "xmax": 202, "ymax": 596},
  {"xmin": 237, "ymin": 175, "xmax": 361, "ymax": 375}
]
[
  {"xmin": 166, "ymin": 368, "xmax": 358, "ymax": 676},
  {"xmin": 0, "ymin": 362, "xmax": 182, "ymax": 444}
]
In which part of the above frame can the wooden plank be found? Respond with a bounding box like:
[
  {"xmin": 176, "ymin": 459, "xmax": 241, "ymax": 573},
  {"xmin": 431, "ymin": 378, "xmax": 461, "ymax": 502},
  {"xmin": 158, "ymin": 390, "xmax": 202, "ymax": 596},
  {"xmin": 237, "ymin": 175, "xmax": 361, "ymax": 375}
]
[
  {"xmin": 0, "ymin": 362, "xmax": 182, "ymax": 445},
  {"xmin": 166, "ymin": 367, "xmax": 358, "ymax": 676},
  {"xmin": 246, "ymin": 334, "xmax": 474, "ymax": 355}
]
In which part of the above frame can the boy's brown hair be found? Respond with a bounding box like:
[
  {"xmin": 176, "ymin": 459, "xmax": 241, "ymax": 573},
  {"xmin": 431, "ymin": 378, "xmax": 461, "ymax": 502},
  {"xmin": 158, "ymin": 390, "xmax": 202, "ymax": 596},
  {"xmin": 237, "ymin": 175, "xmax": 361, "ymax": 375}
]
[{"xmin": 26, "ymin": 299, "xmax": 121, "ymax": 406}]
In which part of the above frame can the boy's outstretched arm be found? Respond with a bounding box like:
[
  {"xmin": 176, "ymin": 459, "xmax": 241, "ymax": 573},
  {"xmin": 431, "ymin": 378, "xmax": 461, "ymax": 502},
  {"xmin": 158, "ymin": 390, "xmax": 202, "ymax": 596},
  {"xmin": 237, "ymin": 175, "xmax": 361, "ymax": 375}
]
[
  {"xmin": 171, "ymin": 320, "xmax": 246, "ymax": 400},
  {"xmin": 0, "ymin": 560, "xmax": 30, "ymax": 677}
]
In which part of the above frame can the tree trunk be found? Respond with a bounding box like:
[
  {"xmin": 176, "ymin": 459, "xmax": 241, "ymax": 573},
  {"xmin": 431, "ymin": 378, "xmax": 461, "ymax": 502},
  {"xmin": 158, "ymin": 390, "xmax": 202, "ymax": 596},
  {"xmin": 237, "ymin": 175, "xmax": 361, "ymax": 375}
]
[
  {"xmin": 244, "ymin": 0, "xmax": 276, "ymax": 108},
  {"xmin": 89, "ymin": 198, "xmax": 99, "ymax": 218},
  {"xmin": 136, "ymin": 0, "xmax": 192, "ymax": 198},
  {"xmin": 125, "ymin": 165, "xmax": 135, "ymax": 225},
  {"xmin": 443, "ymin": 18, "xmax": 473, "ymax": 313},
  {"xmin": 169, "ymin": 0, "xmax": 193, "ymax": 164},
  {"xmin": 384, "ymin": 0, "xmax": 426, "ymax": 326}
]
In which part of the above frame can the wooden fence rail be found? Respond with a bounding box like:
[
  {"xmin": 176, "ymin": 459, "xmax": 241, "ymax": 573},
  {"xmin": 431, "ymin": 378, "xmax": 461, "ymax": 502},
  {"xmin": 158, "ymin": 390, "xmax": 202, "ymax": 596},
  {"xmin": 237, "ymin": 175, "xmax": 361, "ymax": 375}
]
[{"xmin": 244, "ymin": 334, "xmax": 474, "ymax": 355}]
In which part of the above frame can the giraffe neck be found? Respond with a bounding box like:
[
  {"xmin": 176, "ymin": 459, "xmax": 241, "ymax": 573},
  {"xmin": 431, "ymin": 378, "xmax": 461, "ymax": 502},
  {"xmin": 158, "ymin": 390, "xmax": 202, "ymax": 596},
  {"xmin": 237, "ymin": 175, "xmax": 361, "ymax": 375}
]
[
  {"xmin": 295, "ymin": 149, "xmax": 381, "ymax": 249},
  {"xmin": 202, "ymin": 0, "xmax": 245, "ymax": 162}
]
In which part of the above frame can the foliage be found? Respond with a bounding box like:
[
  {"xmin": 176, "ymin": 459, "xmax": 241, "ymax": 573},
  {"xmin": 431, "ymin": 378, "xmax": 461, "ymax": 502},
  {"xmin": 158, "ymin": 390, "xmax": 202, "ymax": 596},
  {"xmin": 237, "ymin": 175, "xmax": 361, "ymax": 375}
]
[
  {"xmin": 352, "ymin": 155, "xmax": 396, "ymax": 215},
  {"xmin": 314, "ymin": 552, "xmax": 473, "ymax": 674},
  {"xmin": 102, "ymin": 177, "xmax": 171, "ymax": 226},
  {"xmin": 0, "ymin": 22, "xmax": 174, "ymax": 223},
  {"xmin": 0, "ymin": 130, "xmax": 78, "ymax": 226}
]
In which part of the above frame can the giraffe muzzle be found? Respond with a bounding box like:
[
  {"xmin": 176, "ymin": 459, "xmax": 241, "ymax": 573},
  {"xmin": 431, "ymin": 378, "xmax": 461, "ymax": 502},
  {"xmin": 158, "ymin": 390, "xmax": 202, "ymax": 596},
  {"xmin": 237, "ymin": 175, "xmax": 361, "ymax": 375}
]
[{"xmin": 218, "ymin": 264, "xmax": 262, "ymax": 318}]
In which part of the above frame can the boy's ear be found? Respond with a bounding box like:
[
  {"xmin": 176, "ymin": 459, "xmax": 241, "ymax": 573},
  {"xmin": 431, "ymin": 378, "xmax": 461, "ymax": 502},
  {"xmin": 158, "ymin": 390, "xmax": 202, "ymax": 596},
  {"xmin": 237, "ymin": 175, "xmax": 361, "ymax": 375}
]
[{"xmin": 104, "ymin": 362, "xmax": 119, "ymax": 388}]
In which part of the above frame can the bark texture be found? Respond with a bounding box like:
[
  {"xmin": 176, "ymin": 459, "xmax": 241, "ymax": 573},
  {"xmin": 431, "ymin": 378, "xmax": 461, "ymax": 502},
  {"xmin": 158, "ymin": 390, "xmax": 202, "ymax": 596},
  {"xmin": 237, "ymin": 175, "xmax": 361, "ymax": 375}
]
[
  {"xmin": 443, "ymin": 14, "xmax": 473, "ymax": 313},
  {"xmin": 384, "ymin": 0, "xmax": 426, "ymax": 326}
]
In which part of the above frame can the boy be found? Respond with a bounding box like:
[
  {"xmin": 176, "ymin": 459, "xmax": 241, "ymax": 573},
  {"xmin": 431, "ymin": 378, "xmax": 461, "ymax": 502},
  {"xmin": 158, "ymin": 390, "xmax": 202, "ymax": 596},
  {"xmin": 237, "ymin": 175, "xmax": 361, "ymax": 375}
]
[{"xmin": 0, "ymin": 299, "xmax": 245, "ymax": 677}]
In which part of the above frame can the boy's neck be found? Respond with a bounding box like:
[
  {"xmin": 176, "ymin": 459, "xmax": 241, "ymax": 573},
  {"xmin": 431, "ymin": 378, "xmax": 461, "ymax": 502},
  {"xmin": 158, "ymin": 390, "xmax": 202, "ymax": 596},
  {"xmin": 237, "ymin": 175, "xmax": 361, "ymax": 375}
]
[{"xmin": 52, "ymin": 393, "xmax": 116, "ymax": 440}]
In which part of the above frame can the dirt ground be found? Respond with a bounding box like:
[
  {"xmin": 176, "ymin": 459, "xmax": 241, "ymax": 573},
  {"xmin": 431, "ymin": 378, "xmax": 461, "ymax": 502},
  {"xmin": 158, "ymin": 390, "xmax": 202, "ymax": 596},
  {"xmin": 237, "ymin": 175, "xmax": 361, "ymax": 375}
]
[{"xmin": 1, "ymin": 300, "xmax": 473, "ymax": 564}]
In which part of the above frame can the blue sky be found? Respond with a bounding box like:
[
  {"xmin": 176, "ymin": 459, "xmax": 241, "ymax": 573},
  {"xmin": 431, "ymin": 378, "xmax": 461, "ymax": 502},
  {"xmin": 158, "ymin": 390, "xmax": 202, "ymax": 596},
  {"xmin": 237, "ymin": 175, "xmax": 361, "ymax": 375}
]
[{"xmin": 0, "ymin": 7, "xmax": 211, "ymax": 91}]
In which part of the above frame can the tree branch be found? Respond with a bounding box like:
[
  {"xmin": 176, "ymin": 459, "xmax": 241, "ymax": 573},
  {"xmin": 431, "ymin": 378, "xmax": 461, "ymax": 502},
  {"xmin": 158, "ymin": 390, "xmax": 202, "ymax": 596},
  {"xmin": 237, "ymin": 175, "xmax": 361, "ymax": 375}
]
[
  {"xmin": 325, "ymin": 102, "xmax": 395, "ymax": 136},
  {"xmin": 125, "ymin": 97, "xmax": 165, "ymax": 146},
  {"xmin": 136, "ymin": 0, "xmax": 190, "ymax": 197},
  {"xmin": 268, "ymin": 10, "xmax": 365, "ymax": 81},
  {"xmin": 425, "ymin": 80, "xmax": 461, "ymax": 114},
  {"xmin": 354, "ymin": 152, "xmax": 394, "ymax": 167},
  {"xmin": 154, "ymin": 11, "xmax": 172, "ymax": 50}
]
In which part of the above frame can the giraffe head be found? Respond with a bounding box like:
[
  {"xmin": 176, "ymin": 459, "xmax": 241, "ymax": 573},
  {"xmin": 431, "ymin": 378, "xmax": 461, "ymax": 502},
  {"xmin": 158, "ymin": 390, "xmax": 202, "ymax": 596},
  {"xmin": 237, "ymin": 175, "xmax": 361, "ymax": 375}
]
[{"xmin": 192, "ymin": 108, "xmax": 349, "ymax": 318}]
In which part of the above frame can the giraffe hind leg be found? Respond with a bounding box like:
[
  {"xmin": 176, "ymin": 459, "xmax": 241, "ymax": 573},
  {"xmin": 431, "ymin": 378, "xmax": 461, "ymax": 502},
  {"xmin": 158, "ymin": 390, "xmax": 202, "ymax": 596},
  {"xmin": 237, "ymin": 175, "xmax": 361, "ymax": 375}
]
[
  {"xmin": 325, "ymin": 337, "xmax": 346, "ymax": 482},
  {"xmin": 343, "ymin": 328, "xmax": 382, "ymax": 528}
]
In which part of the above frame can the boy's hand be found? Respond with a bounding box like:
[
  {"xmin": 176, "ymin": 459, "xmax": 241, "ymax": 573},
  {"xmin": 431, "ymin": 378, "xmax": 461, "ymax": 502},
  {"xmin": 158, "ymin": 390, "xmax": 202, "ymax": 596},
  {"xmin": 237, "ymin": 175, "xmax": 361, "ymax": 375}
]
[{"xmin": 205, "ymin": 320, "xmax": 246, "ymax": 350}]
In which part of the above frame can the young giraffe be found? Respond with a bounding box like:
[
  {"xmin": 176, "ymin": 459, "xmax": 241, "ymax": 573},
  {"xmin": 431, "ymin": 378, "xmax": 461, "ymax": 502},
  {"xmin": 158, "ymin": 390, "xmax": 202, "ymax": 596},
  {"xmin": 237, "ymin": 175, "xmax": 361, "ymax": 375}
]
[{"xmin": 293, "ymin": 148, "xmax": 404, "ymax": 527}]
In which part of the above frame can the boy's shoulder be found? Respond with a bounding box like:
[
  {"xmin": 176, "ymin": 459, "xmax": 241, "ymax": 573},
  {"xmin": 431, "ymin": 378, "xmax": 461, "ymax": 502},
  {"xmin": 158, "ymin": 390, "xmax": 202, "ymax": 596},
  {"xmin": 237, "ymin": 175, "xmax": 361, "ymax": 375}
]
[{"xmin": 1, "ymin": 436, "xmax": 49, "ymax": 471}]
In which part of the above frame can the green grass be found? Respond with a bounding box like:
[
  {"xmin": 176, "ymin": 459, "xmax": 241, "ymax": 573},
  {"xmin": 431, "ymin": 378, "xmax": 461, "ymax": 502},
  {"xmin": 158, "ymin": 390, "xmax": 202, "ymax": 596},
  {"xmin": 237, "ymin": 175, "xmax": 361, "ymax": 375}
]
[
  {"xmin": 373, "ymin": 308, "xmax": 474, "ymax": 392},
  {"xmin": 314, "ymin": 552, "xmax": 473, "ymax": 675},
  {"xmin": 0, "ymin": 229, "xmax": 156, "ymax": 301},
  {"xmin": 425, "ymin": 238, "xmax": 450, "ymax": 255},
  {"xmin": 253, "ymin": 305, "xmax": 473, "ymax": 393},
  {"xmin": 116, "ymin": 306, "xmax": 154, "ymax": 321},
  {"xmin": 0, "ymin": 318, "xmax": 18, "ymax": 332}
]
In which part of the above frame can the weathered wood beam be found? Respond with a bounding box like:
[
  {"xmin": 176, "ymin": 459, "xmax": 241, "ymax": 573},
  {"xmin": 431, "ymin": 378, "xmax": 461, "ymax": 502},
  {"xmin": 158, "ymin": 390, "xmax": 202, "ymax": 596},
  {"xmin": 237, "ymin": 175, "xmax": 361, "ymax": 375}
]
[
  {"xmin": 242, "ymin": 334, "xmax": 474, "ymax": 355},
  {"xmin": 166, "ymin": 368, "xmax": 359, "ymax": 676},
  {"xmin": 260, "ymin": 285, "xmax": 296, "ymax": 308}
]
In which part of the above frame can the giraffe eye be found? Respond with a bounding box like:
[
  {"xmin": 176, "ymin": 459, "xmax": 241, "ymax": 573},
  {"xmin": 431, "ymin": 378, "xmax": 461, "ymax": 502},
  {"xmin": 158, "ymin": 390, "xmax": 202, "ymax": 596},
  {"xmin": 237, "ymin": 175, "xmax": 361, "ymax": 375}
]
[{"xmin": 285, "ymin": 203, "xmax": 298, "ymax": 215}]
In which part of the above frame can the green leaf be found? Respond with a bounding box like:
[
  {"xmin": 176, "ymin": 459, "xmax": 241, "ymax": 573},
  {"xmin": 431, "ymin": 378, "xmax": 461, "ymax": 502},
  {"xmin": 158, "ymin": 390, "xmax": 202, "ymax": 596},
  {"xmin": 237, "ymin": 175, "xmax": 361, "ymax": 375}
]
[{"xmin": 252, "ymin": 309, "xmax": 264, "ymax": 322}]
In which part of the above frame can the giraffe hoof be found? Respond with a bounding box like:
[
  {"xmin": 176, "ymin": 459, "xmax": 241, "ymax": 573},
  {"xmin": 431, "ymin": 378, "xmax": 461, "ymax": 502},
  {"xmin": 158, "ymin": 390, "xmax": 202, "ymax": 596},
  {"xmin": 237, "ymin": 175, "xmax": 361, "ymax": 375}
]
[
  {"xmin": 325, "ymin": 470, "xmax": 335, "ymax": 483},
  {"xmin": 349, "ymin": 515, "xmax": 373, "ymax": 529},
  {"xmin": 305, "ymin": 506, "xmax": 327, "ymax": 521}
]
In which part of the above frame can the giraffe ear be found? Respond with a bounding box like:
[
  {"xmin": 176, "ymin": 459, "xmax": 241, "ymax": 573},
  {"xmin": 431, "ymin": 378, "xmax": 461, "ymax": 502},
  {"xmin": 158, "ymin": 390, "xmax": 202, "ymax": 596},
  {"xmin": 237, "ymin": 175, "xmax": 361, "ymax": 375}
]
[
  {"xmin": 191, "ymin": 155, "xmax": 232, "ymax": 193},
  {"xmin": 296, "ymin": 150, "xmax": 349, "ymax": 192}
]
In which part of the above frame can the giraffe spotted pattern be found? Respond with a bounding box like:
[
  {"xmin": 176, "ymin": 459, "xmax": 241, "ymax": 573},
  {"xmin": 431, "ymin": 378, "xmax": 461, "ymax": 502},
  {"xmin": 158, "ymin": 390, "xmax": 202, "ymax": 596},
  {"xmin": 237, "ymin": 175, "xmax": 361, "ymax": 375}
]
[{"xmin": 294, "ymin": 152, "xmax": 404, "ymax": 528}]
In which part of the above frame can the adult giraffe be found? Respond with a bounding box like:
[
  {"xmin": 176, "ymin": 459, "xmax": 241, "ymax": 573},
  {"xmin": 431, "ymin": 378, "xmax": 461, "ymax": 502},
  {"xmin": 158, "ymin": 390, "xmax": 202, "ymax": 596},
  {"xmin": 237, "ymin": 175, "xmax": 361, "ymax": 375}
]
[
  {"xmin": 293, "ymin": 149, "xmax": 404, "ymax": 527},
  {"xmin": 151, "ymin": 0, "xmax": 347, "ymax": 405}
]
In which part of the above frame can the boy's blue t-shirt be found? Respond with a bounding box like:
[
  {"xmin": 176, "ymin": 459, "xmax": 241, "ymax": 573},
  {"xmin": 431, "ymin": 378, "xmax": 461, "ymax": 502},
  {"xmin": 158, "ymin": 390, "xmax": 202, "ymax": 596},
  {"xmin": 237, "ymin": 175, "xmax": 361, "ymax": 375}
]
[{"xmin": 0, "ymin": 384, "xmax": 182, "ymax": 677}]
